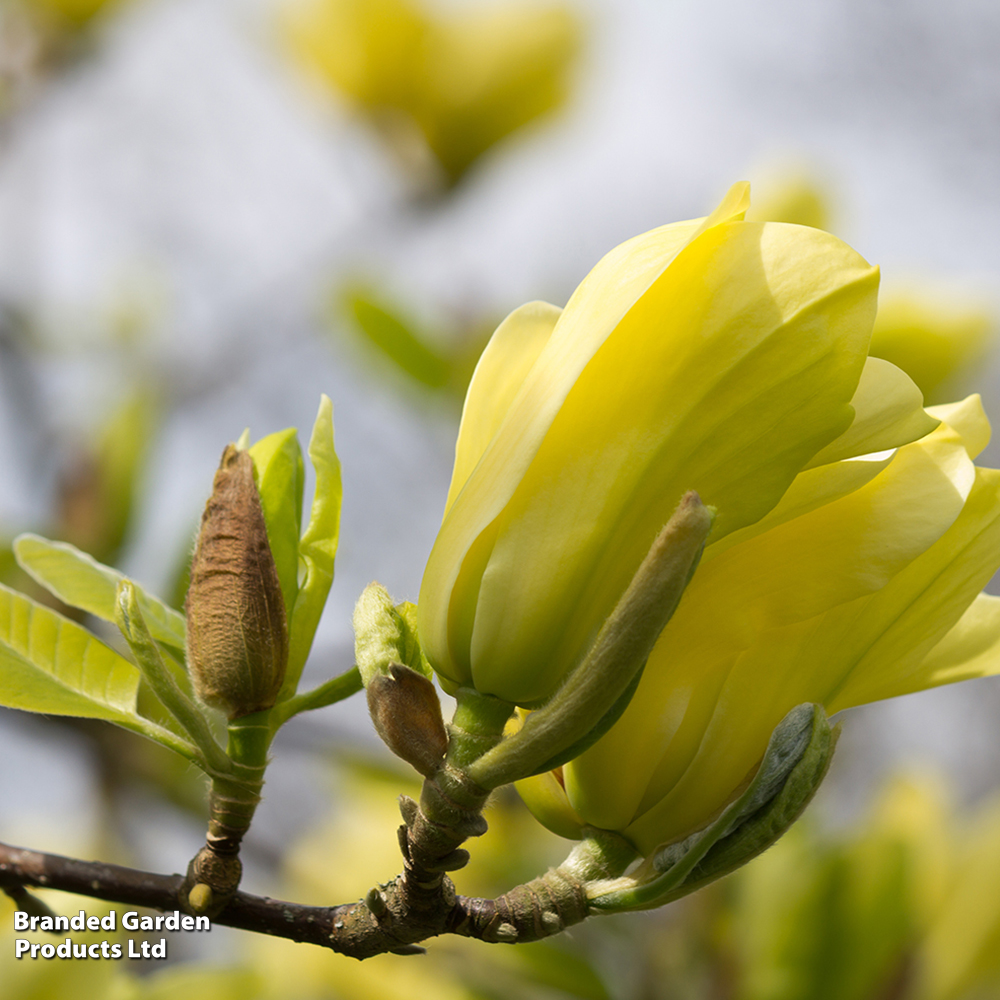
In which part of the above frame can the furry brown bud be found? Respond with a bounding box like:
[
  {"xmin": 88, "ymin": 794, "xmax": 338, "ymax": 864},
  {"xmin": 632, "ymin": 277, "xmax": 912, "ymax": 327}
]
[
  {"xmin": 186, "ymin": 444, "xmax": 288, "ymax": 719},
  {"xmin": 367, "ymin": 663, "xmax": 448, "ymax": 777}
]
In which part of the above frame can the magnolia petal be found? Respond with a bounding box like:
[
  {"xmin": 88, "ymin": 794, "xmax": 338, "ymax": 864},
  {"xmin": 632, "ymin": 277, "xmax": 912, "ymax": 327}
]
[
  {"xmin": 704, "ymin": 449, "xmax": 896, "ymax": 562},
  {"xmin": 467, "ymin": 222, "xmax": 877, "ymax": 702},
  {"xmin": 623, "ymin": 618, "xmax": 836, "ymax": 853},
  {"xmin": 420, "ymin": 190, "xmax": 751, "ymax": 687},
  {"xmin": 445, "ymin": 301, "xmax": 562, "ymax": 515},
  {"xmin": 514, "ymin": 770, "xmax": 586, "ymax": 841},
  {"xmin": 927, "ymin": 395, "xmax": 991, "ymax": 459},
  {"xmin": 564, "ymin": 426, "xmax": 973, "ymax": 835},
  {"xmin": 806, "ymin": 357, "xmax": 939, "ymax": 468},
  {"xmin": 897, "ymin": 593, "xmax": 1000, "ymax": 691},
  {"xmin": 707, "ymin": 359, "xmax": 943, "ymax": 561},
  {"xmin": 565, "ymin": 633, "xmax": 732, "ymax": 832},
  {"xmin": 684, "ymin": 427, "xmax": 974, "ymax": 649},
  {"xmin": 827, "ymin": 467, "xmax": 1000, "ymax": 710}
]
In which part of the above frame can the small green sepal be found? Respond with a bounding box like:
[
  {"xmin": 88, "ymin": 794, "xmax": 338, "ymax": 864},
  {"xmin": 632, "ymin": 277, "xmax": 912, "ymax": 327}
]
[
  {"xmin": 588, "ymin": 703, "xmax": 837, "ymax": 912},
  {"xmin": 468, "ymin": 493, "xmax": 713, "ymax": 789}
]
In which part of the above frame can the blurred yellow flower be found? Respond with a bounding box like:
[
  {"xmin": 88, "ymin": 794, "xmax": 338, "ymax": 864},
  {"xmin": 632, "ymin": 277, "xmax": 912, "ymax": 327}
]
[
  {"xmin": 710, "ymin": 773, "xmax": 1000, "ymax": 1000},
  {"xmin": 283, "ymin": 0, "xmax": 580, "ymax": 186},
  {"xmin": 870, "ymin": 289, "xmax": 994, "ymax": 405},
  {"xmin": 21, "ymin": 0, "xmax": 123, "ymax": 32},
  {"xmin": 745, "ymin": 170, "xmax": 832, "ymax": 231}
]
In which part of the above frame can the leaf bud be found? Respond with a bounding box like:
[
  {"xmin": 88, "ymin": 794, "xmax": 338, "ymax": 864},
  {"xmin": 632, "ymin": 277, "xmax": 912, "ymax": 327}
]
[
  {"xmin": 353, "ymin": 582, "xmax": 432, "ymax": 685},
  {"xmin": 186, "ymin": 444, "xmax": 289, "ymax": 719},
  {"xmin": 367, "ymin": 663, "xmax": 449, "ymax": 777}
]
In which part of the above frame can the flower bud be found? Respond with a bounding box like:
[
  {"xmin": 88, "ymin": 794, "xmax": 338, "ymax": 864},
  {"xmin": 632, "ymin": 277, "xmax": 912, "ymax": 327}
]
[
  {"xmin": 186, "ymin": 444, "xmax": 289, "ymax": 719},
  {"xmin": 353, "ymin": 582, "xmax": 431, "ymax": 684}
]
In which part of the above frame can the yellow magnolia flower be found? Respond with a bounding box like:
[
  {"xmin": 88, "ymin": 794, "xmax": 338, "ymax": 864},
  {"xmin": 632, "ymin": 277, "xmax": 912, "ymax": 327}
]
[
  {"xmin": 524, "ymin": 387, "xmax": 1000, "ymax": 856},
  {"xmin": 420, "ymin": 182, "xmax": 883, "ymax": 706},
  {"xmin": 419, "ymin": 182, "xmax": 1000, "ymax": 862},
  {"xmin": 283, "ymin": 0, "xmax": 580, "ymax": 186}
]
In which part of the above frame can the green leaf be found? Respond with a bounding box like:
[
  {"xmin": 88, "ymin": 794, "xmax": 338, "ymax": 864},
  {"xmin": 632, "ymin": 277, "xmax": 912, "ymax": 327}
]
[
  {"xmin": 115, "ymin": 579, "xmax": 229, "ymax": 772},
  {"xmin": 280, "ymin": 395, "xmax": 342, "ymax": 700},
  {"xmin": 247, "ymin": 427, "xmax": 305, "ymax": 620},
  {"xmin": 344, "ymin": 290, "xmax": 452, "ymax": 390},
  {"xmin": 0, "ymin": 582, "xmax": 200, "ymax": 761},
  {"xmin": 0, "ymin": 580, "xmax": 140, "ymax": 719},
  {"xmin": 13, "ymin": 533, "xmax": 186, "ymax": 655}
]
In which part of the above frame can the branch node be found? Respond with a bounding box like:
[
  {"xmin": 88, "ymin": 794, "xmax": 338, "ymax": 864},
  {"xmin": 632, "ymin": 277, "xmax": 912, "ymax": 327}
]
[
  {"xmin": 364, "ymin": 887, "xmax": 388, "ymax": 917},
  {"xmin": 494, "ymin": 922, "xmax": 518, "ymax": 943},
  {"xmin": 398, "ymin": 795, "xmax": 419, "ymax": 827}
]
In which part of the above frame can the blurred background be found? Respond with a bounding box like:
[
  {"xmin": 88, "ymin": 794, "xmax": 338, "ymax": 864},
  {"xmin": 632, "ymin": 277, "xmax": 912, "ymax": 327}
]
[{"xmin": 2, "ymin": 0, "xmax": 1000, "ymax": 996}]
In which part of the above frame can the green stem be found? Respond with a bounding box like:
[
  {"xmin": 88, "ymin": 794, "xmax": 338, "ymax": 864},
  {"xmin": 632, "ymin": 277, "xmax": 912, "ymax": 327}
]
[
  {"xmin": 270, "ymin": 666, "xmax": 363, "ymax": 729},
  {"xmin": 115, "ymin": 580, "xmax": 230, "ymax": 773},
  {"xmin": 182, "ymin": 712, "xmax": 271, "ymax": 917},
  {"xmin": 202, "ymin": 712, "xmax": 270, "ymax": 844},
  {"xmin": 227, "ymin": 711, "xmax": 272, "ymax": 768},
  {"xmin": 396, "ymin": 688, "xmax": 514, "ymax": 876},
  {"xmin": 449, "ymin": 687, "xmax": 515, "ymax": 769}
]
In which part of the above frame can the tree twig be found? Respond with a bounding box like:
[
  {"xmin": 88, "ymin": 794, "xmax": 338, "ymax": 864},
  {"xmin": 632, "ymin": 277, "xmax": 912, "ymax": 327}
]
[
  {"xmin": 0, "ymin": 838, "xmax": 593, "ymax": 956},
  {"xmin": 0, "ymin": 840, "xmax": 345, "ymax": 948}
]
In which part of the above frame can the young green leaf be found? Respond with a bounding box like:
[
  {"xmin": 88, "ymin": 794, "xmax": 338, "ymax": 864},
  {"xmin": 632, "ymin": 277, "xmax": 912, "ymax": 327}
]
[
  {"xmin": 280, "ymin": 395, "xmax": 342, "ymax": 701},
  {"xmin": 0, "ymin": 581, "xmax": 139, "ymax": 718},
  {"xmin": 13, "ymin": 533, "xmax": 187, "ymax": 655},
  {"xmin": 0, "ymin": 583, "xmax": 197, "ymax": 761},
  {"xmin": 116, "ymin": 579, "xmax": 230, "ymax": 772},
  {"xmin": 247, "ymin": 427, "xmax": 305, "ymax": 620}
]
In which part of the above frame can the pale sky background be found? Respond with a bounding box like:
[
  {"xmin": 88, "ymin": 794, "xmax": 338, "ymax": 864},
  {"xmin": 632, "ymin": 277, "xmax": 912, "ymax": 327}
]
[{"xmin": 2, "ymin": 0, "xmax": 1000, "ymax": 882}]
